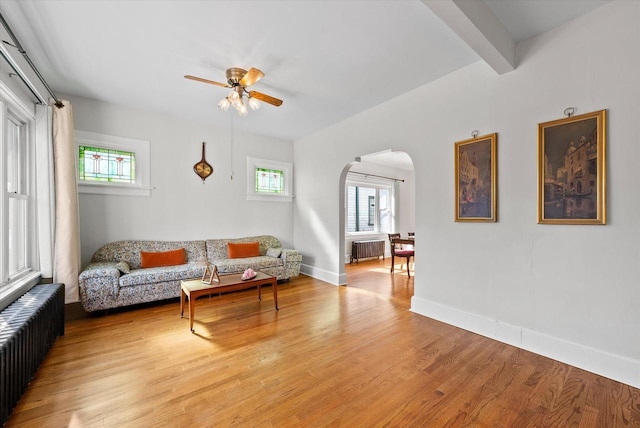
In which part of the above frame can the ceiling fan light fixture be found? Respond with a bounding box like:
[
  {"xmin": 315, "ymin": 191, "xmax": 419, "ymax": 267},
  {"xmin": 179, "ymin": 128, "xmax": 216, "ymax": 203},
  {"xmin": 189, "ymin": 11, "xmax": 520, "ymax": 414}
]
[
  {"xmin": 248, "ymin": 96, "xmax": 260, "ymax": 111},
  {"xmin": 218, "ymin": 97, "xmax": 231, "ymax": 111},
  {"xmin": 186, "ymin": 67, "xmax": 282, "ymax": 117}
]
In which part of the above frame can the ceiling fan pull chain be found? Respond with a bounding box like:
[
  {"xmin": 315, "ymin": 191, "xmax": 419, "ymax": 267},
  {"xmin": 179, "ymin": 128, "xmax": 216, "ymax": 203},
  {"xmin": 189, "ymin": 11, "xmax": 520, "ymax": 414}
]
[{"xmin": 230, "ymin": 115, "xmax": 234, "ymax": 181}]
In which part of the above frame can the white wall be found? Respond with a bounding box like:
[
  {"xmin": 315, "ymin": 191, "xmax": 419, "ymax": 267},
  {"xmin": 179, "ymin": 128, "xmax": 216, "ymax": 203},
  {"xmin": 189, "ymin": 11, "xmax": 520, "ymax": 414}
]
[
  {"xmin": 293, "ymin": 1, "xmax": 640, "ymax": 388},
  {"xmin": 67, "ymin": 94, "xmax": 295, "ymax": 267}
]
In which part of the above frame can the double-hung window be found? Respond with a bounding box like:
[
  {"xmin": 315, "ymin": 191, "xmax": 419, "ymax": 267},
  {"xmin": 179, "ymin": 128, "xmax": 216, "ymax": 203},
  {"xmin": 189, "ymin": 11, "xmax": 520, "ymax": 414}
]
[
  {"xmin": 5, "ymin": 114, "xmax": 29, "ymax": 277},
  {"xmin": 0, "ymin": 83, "xmax": 39, "ymax": 309},
  {"xmin": 346, "ymin": 181, "xmax": 393, "ymax": 233}
]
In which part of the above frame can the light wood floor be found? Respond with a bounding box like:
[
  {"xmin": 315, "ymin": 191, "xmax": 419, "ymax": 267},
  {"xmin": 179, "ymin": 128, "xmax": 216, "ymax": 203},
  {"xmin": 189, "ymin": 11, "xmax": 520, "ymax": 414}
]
[{"xmin": 7, "ymin": 259, "xmax": 639, "ymax": 427}]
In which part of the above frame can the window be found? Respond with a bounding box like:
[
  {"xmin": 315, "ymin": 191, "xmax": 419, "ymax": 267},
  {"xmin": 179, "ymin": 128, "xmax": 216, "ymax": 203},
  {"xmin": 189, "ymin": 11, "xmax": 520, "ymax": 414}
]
[
  {"xmin": 346, "ymin": 182, "xmax": 392, "ymax": 233},
  {"xmin": 246, "ymin": 156, "xmax": 293, "ymax": 202},
  {"xmin": 255, "ymin": 167, "xmax": 284, "ymax": 194},
  {"xmin": 6, "ymin": 114, "xmax": 29, "ymax": 277},
  {"xmin": 0, "ymin": 82, "xmax": 40, "ymax": 310},
  {"xmin": 75, "ymin": 130, "xmax": 150, "ymax": 196},
  {"xmin": 78, "ymin": 146, "xmax": 135, "ymax": 183}
]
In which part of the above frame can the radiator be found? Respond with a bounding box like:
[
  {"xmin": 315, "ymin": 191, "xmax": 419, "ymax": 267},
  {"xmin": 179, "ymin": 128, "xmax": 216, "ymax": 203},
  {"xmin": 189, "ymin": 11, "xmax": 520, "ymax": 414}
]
[
  {"xmin": 0, "ymin": 284, "xmax": 65, "ymax": 425},
  {"xmin": 350, "ymin": 240, "xmax": 385, "ymax": 263}
]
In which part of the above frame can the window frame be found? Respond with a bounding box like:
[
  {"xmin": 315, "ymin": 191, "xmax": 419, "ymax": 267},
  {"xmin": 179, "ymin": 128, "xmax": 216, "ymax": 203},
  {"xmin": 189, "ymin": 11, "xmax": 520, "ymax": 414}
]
[
  {"xmin": 0, "ymin": 80, "xmax": 40, "ymax": 311},
  {"xmin": 75, "ymin": 130, "xmax": 151, "ymax": 197},
  {"xmin": 345, "ymin": 179, "xmax": 394, "ymax": 235},
  {"xmin": 246, "ymin": 156, "xmax": 293, "ymax": 202}
]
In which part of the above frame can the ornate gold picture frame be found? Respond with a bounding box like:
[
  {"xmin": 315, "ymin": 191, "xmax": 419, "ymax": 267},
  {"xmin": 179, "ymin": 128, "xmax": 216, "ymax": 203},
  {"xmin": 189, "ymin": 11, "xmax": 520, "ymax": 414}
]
[
  {"xmin": 537, "ymin": 109, "xmax": 606, "ymax": 224},
  {"xmin": 202, "ymin": 263, "xmax": 220, "ymax": 284},
  {"xmin": 454, "ymin": 133, "xmax": 497, "ymax": 222}
]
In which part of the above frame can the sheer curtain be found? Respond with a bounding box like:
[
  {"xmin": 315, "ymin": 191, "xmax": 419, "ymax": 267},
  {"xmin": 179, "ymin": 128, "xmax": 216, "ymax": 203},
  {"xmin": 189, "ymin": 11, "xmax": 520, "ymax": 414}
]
[
  {"xmin": 35, "ymin": 104, "xmax": 54, "ymax": 280},
  {"xmin": 52, "ymin": 100, "xmax": 81, "ymax": 303}
]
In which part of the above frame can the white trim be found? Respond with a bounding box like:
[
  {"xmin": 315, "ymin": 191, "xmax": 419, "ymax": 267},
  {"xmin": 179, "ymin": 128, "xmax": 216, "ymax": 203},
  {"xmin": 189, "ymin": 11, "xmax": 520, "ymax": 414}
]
[
  {"xmin": 300, "ymin": 263, "xmax": 346, "ymax": 285},
  {"xmin": 0, "ymin": 271, "xmax": 40, "ymax": 312},
  {"xmin": 246, "ymin": 156, "xmax": 293, "ymax": 202},
  {"xmin": 0, "ymin": 80, "xmax": 40, "ymax": 311},
  {"xmin": 0, "ymin": 80, "xmax": 36, "ymax": 120},
  {"xmin": 75, "ymin": 130, "xmax": 151, "ymax": 197},
  {"xmin": 345, "ymin": 179, "xmax": 393, "ymax": 234},
  {"xmin": 410, "ymin": 296, "xmax": 640, "ymax": 389},
  {"xmin": 0, "ymin": 18, "xmax": 50, "ymax": 104}
]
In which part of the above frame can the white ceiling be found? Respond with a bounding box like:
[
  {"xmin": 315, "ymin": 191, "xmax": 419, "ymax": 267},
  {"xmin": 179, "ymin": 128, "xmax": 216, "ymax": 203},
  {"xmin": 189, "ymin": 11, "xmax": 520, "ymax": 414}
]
[{"xmin": 0, "ymin": 0, "xmax": 610, "ymax": 153}]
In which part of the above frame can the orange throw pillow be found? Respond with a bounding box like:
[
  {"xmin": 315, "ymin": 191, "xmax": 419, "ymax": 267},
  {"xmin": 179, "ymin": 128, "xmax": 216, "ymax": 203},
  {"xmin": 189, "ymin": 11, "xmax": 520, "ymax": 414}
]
[
  {"xmin": 140, "ymin": 248, "xmax": 187, "ymax": 268},
  {"xmin": 228, "ymin": 242, "xmax": 260, "ymax": 259}
]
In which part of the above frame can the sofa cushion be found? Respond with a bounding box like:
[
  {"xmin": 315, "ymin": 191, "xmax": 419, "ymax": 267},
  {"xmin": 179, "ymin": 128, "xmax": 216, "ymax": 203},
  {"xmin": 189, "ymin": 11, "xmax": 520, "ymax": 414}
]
[
  {"xmin": 92, "ymin": 240, "xmax": 207, "ymax": 269},
  {"xmin": 213, "ymin": 256, "xmax": 284, "ymax": 274},
  {"xmin": 227, "ymin": 242, "xmax": 260, "ymax": 259},
  {"xmin": 206, "ymin": 236, "xmax": 282, "ymax": 261},
  {"xmin": 119, "ymin": 263, "xmax": 204, "ymax": 287},
  {"xmin": 266, "ymin": 247, "xmax": 282, "ymax": 258},
  {"xmin": 140, "ymin": 248, "xmax": 187, "ymax": 268},
  {"xmin": 116, "ymin": 261, "xmax": 131, "ymax": 274}
]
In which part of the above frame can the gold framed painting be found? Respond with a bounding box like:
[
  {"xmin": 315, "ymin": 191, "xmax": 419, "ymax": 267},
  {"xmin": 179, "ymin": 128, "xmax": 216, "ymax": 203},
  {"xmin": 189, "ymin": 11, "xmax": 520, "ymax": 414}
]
[
  {"xmin": 537, "ymin": 109, "xmax": 606, "ymax": 224},
  {"xmin": 454, "ymin": 133, "xmax": 497, "ymax": 222}
]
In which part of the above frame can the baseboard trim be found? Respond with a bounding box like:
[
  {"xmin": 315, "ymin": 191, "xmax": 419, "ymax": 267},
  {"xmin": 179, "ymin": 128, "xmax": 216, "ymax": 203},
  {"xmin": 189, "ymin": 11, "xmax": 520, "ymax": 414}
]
[
  {"xmin": 300, "ymin": 264, "xmax": 345, "ymax": 285},
  {"xmin": 410, "ymin": 296, "xmax": 640, "ymax": 389}
]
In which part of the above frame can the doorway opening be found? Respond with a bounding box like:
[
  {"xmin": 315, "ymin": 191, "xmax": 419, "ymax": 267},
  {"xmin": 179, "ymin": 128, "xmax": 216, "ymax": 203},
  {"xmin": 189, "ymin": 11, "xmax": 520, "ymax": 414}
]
[{"xmin": 338, "ymin": 150, "xmax": 415, "ymax": 301}]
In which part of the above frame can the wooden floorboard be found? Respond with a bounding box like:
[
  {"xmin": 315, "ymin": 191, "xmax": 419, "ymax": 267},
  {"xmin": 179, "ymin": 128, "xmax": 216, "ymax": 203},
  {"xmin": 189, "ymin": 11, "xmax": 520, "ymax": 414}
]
[{"xmin": 6, "ymin": 259, "xmax": 640, "ymax": 427}]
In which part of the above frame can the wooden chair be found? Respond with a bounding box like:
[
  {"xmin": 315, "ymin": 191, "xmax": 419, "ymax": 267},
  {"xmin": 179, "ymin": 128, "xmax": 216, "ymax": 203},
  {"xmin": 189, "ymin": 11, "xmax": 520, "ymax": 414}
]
[
  {"xmin": 388, "ymin": 233, "xmax": 402, "ymax": 269},
  {"xmin": 388, "ymin": 234, "xmax": 414, "ymax": 277}
]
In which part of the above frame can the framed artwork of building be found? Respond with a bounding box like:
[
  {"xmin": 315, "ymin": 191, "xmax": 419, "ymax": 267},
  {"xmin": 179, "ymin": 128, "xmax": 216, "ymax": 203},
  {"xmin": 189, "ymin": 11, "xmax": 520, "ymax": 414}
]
[
  {"xmin": 454, "ymin": 133, "xmax": 497, "ymax": 222},
  {"xmin": 537, "ymin": 109, "xmax": 606, "ymax": 225}
]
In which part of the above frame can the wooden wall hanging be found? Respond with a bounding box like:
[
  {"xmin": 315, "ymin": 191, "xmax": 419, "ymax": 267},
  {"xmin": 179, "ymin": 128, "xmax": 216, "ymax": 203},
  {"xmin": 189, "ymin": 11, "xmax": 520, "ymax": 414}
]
[{"xmin": 193, "ymin": 141, "xmax": 213, "ymax": 182}]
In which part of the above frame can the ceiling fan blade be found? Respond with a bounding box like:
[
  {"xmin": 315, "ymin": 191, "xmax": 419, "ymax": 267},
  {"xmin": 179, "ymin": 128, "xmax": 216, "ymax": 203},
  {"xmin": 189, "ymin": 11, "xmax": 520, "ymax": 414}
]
[
  {"xmin": 240, "ymin": 67, "xmax": 265, "ymax": 87},
  {"xmin": 249, "ymin": 90, "xmax": 283, "ymax": 107},
  {"xmin": 184, "ymin": 74, "xmax": 229, "ymax": 88}
]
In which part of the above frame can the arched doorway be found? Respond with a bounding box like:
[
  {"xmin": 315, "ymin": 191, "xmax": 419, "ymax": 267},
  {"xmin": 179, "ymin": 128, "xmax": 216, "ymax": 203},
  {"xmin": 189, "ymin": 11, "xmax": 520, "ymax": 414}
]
[{"xmin": 338, "ymin": 150, "xmax": 415, "ymax": 297}]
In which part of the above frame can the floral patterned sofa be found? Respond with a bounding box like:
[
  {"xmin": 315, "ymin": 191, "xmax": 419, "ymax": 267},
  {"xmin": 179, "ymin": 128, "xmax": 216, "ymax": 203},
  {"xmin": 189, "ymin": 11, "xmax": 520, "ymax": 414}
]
[{"xmin": 78, "ymin": 235, "xmax": 301, "ymax": 312}]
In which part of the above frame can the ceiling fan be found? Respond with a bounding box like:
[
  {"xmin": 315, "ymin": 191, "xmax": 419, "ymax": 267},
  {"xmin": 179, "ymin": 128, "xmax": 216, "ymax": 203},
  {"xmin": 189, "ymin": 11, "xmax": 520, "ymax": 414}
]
[{"xmin": 185, "ymin": 67, "xmax": 283, "ymax": 116}]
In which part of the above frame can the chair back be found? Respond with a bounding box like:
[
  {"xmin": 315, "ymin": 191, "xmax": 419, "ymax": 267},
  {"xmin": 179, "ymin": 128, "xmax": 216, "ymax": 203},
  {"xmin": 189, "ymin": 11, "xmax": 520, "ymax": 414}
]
[
  {"xmin": 388, "ymin": 233, "xmax": 401, "ymax": 255},
  {"xmin": 408, "ymin": 232, "xmax": 415, "ymax": 237}
]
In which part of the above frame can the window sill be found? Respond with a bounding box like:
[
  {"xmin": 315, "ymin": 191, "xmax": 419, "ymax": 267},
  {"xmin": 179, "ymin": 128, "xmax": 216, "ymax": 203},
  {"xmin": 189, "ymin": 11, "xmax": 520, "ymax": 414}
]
[
  {"xmin": 78, "ymin": 182, "xmax": 153, "ymax": 197},
  {"xmin": 247, "ymin": 193, "xmax": 293, "ymax": 203},
  {"xmin": 346, "ymin": 232, "xmax": 388, "ymax": 238},
  {"xmin": 0, "ymin": 271, "xmax": 41, "ymax": 312}
]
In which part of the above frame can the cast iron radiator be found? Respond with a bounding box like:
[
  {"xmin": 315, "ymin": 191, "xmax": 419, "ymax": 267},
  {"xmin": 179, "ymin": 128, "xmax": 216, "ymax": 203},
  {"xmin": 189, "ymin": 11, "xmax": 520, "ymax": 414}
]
[
  {"xmin": 350, "ymin": 240, "xmax": 385, "ymax": 264},
  {"xmin": 0, "ymin": 283, "xmax": 65, "ymax": 425}
]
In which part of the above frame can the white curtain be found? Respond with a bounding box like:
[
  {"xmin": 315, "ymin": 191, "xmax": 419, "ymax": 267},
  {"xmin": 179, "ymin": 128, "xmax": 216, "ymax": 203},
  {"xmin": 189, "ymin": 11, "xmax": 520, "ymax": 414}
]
[
  {"xmin": 35, "ymin": 104, "xmax": 54, "ymax": 279},
  {"xmin": 52, "ymin": 100, "xmax": 81, "ymax": 303}
]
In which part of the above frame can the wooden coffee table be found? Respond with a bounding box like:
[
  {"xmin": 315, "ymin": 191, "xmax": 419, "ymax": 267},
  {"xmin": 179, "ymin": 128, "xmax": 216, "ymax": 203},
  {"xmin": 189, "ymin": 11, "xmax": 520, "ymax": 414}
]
[{"xmin": 180, "ymin": 271, "xmax": 278, "ymax": 332}]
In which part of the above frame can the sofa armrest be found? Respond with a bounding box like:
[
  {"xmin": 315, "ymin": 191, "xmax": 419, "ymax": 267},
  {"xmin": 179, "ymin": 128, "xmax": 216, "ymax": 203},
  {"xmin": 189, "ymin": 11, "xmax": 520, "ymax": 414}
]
[
  {"xmin": 281, "ymin": 249, "xmax": 302, "ymax": 278},
  {"xmin": 78, "ymin": 262, "xmax": 121, "ymax": 312},
  {"xmin": 281, "ymin": 249, "xmax": 302, "ymax": 262},
  {"xmin": 79, "ymin": 262, "xmax": 120, "ymax": 279}
]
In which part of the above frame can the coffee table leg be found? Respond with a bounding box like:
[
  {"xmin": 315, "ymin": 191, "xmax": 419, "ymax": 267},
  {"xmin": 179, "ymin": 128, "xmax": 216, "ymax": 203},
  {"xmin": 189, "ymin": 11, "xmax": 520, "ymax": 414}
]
[
  {"xmin": 258, "ymin": 284, "xmax": 262, "ymax": 300},
  {"xmin": 180, "ymin": 289, "xmax": 185, "ymax": 318},
  {"xmin": 272, "ymin": 279, "xmax": 278, "ymax": 310}
]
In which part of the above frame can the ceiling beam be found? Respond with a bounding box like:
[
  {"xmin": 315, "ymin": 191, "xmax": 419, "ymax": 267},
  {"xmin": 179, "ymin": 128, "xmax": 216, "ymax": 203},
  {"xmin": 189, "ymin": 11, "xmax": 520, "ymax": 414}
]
[{"xmin": 422, "ymin": 0, "xmax": 516, "ymax": 74}]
